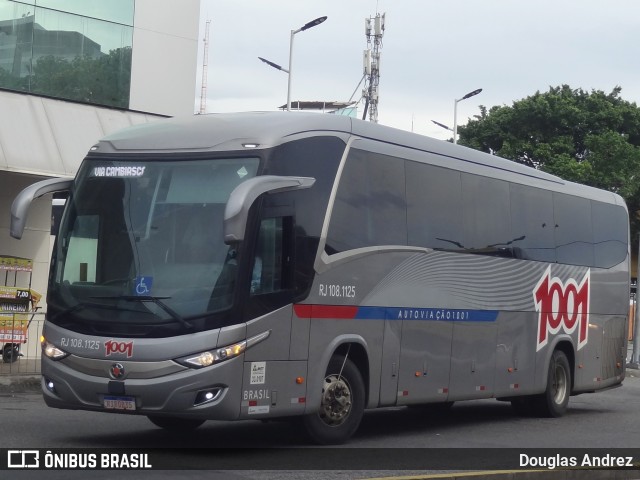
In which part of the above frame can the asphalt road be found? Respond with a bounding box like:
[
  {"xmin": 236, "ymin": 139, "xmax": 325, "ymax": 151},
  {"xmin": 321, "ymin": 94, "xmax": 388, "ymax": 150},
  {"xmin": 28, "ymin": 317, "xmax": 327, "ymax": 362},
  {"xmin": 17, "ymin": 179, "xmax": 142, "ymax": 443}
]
[{"xmin": 1, "ymin": 370, "xmax": 639, "ymax": 479}]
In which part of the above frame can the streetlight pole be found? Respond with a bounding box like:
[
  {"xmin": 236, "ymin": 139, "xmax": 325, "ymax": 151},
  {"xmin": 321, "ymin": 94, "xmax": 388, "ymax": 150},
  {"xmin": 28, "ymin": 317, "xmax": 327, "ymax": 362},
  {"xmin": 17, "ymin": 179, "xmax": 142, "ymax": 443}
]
[
  {"xmin": 453, "ymin": 88, "xmax": 482, "ymax": 144},
  {"xmin": 286, "ymin": 16, "xmax": 327, "ymax": 111},
  {"xmin": 259, "ymin": 17, "xmax": 327, "ymax": 112}
]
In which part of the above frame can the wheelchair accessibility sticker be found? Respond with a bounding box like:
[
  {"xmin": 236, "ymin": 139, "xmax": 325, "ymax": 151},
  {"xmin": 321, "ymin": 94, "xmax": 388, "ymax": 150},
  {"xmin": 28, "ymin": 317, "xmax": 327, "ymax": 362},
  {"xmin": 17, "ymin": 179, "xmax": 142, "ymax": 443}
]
[{"xmin": 134, "ymin": 276, "xmax": 153, "ymax": 296}]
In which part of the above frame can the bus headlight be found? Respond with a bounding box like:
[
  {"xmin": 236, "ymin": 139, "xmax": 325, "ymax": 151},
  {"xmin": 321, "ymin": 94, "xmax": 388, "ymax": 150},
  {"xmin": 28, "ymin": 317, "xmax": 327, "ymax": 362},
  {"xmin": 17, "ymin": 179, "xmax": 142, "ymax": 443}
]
[
  {"xmin": 41, "ymin": 337, "xmax": 69, "ymax": 360},
  {"xmin": 179, "ymin": 340, "xmax": 247, "ymax": 368},
  {"xmin": 176, "ymin": 330, "xmax": 270, "ymax": 369}
]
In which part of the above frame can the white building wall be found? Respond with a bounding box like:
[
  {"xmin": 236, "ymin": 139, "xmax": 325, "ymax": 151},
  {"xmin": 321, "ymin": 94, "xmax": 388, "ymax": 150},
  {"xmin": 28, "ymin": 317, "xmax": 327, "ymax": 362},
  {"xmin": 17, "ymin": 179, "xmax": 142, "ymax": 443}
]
[
  {"xmin": 129, "ymin": 0, "xmax": 201, "ymax": 117},
  {"xmin": 0, "ymin": 0, "xmax": 201, "ymax": 360},
  {"xmin": 0, "ymin": 91, "xmax": 162, "ymax": 177}
]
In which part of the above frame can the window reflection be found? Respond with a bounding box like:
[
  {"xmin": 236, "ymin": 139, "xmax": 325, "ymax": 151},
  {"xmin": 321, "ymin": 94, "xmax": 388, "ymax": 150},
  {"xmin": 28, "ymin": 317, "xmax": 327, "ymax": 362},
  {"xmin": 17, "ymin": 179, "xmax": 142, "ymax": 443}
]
[
  {"xmin": 36, "ymin": 0, "xmax": 134, "ymax": 26},
  {"xmin": 325, "ymin": 146, "xmax": 628, "ymax": 268},
  {"xmin": 0, "ymin": 0, "xmax": 133, "ymax": 108}
]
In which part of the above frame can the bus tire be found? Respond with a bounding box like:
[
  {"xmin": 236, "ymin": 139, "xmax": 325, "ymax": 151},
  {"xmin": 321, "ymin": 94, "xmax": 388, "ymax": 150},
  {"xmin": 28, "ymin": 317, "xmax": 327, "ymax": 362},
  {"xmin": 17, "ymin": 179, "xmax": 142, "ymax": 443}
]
[
  {"xmin": 303, "ymin": 355, "xmax": 365, "ymax": 445},
  {"xmin": 147, "ymin": 416, "xmax": 205, "ymax": 431},
  {"xmin": 532, "ymin": 350, "xmax": 571, "ymax": 418}
]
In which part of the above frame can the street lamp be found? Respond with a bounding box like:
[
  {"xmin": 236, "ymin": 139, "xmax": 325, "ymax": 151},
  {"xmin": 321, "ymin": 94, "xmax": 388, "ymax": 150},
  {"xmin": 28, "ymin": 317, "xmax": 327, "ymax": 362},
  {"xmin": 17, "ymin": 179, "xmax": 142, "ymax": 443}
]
[
  {"xmin": 431, "ymin": 120, "xmax": 452, "ymax": 132},
  {"xmin": 453, "ymin": 88, "xmax": 482, "ymax": 144},
  {"xmin": 258, "ymin": 57, "xmax": 288, "ymax": 74},
  {"xmin": 259, "ymin": 16, "xmax": 327, "ymax": 112}
]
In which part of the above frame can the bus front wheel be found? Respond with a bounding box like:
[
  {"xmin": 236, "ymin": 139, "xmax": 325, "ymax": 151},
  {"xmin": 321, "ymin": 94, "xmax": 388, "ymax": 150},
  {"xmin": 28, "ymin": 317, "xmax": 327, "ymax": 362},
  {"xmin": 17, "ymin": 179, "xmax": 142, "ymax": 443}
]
[{"xmin": 303, "ymin": 355, "xmax": 365, "ymax": 445}]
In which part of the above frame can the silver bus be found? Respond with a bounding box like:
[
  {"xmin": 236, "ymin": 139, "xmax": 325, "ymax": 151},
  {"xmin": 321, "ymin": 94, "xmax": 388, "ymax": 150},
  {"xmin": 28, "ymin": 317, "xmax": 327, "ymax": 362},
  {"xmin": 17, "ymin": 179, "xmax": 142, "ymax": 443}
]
[{"xmin": 11, "ymin": 112, "xmax": 630, "ymax": 444}]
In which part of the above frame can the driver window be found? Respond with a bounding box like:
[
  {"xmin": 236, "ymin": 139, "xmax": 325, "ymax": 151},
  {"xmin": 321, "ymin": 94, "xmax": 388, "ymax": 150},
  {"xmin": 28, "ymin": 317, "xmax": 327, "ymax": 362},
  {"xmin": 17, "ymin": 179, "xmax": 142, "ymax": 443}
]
[
  {"xmin": 251, "ymin": 217, "xmax": 284, "ymax": 295},
  {"xmin": 62, "ymin": 215, "xmax": 99, "ymax": 283}
]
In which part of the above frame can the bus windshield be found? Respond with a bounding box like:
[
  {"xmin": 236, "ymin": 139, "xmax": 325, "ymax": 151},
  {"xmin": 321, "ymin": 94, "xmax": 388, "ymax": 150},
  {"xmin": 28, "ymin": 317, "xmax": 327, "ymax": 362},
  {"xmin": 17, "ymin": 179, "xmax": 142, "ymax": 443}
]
[{"xmin": 49, "ymin": 157, "xmax": 260, "ymax": 336}]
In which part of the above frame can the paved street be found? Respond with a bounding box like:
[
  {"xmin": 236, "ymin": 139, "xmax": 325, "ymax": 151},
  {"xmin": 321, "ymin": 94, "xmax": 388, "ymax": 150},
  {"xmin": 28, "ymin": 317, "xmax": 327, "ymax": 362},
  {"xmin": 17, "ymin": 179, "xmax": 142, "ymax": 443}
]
[{"xmin": 1, "ymin": 365, "xmax": 640, "ymax": 479}]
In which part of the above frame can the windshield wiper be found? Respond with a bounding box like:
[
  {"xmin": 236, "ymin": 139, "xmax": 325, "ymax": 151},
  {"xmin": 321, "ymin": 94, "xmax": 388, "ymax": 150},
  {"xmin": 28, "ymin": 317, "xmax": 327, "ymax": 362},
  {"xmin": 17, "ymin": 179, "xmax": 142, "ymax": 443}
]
[
  {"xmin": 93, "ymin": 295, "xmax": 194, "ymax": 330},
  {"xmin": 49, "ymin": 300, "xmax": 138, "ymax": 324},
  {"xmin": 49, "ymin": 302, "xmax": 86, "ymax": 324}
]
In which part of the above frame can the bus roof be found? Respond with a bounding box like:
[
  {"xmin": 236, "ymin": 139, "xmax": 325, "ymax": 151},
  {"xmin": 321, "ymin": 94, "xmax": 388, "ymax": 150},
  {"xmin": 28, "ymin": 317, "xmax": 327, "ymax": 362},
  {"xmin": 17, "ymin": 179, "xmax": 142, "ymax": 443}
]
[{"xmin": 95, "ymin": 112, "xmax": 625, "ymax": 207}]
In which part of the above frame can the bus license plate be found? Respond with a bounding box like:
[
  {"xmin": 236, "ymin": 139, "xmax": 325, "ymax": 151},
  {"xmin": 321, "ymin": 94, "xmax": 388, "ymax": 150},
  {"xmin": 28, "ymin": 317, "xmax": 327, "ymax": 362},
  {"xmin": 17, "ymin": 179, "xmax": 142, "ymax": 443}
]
[{"xmin": 104, "ymin": 396, "xmax": 136, "ymax": 411}]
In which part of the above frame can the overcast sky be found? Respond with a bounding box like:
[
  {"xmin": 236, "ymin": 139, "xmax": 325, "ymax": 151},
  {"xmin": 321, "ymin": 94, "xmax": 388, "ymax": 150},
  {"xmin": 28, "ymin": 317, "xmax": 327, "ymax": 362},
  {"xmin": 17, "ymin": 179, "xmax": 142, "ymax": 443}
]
[{"xmin": 196, "ymin": 0, "xmax": 640, "ymax": 141}]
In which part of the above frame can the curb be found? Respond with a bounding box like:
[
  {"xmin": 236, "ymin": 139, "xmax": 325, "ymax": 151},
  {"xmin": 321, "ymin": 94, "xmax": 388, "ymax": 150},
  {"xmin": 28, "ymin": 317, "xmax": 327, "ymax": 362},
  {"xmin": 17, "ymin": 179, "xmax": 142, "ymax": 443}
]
[
  {"xmin": 0, "ymin": 374, "xmax": 40, "ymax": 394},
  {"xmin": 366, "ymin": 469, "xmax": 640, "ymax": 480}
]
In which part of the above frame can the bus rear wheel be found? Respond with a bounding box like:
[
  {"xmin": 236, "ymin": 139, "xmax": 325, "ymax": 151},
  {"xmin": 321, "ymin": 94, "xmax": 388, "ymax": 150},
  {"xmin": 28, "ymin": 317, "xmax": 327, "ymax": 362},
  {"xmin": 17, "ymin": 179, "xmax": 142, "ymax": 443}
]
[
  {"xmin": 303, "ymin": 355, "xmax": 365, "ymax": 445},
  {"xmin": 147, "ymin": 415, "xmax": 205, "ymax": 431},
  {"xmin": 532, "ymin": 350, "xmax": 571, "ymax": 417}
]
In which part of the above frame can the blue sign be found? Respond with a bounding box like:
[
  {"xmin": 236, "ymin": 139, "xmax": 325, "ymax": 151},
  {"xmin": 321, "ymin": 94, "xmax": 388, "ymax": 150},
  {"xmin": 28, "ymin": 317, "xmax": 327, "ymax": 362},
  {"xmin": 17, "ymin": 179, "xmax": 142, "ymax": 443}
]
[{"xmin": 134, "ymin": 276, "xmax": 153, "ymax": 296}]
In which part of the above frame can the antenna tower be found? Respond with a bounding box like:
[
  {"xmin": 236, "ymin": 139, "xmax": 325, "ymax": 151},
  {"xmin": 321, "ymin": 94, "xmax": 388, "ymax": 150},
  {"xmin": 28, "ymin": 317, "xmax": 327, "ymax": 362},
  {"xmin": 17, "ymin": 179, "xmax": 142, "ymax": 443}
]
[
  {"xmin": 199, "ymin": 20, "xmax": 211, "ymax": 114},
  {"xmin": 362, "ymin": 12, "xmax": 385, "ymax": 122}
]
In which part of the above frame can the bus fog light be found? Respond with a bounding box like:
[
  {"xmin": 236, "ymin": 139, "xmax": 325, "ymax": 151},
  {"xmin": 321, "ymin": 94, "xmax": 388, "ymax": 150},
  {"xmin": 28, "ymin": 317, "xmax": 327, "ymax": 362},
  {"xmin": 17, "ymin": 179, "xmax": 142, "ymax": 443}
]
[
  {"xmin": 44, "ymin": 377, "xmax": 56, "ymax": 393},
  {"xmin": 194, "ymin": 388, "xmax": 222, "ymax": 405}
]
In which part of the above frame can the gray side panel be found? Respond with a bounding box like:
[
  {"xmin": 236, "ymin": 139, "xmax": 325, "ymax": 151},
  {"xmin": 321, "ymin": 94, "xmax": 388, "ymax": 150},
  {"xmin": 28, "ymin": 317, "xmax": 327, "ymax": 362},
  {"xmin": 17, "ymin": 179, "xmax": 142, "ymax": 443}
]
[
  {"xmin": 378, "ymin": 320, "xmax": 401, "ymax": 406},
  {"xmin": 494, "ymin": 311, "xmax": 538, "ymax": 396},
  {"xmin": 448, "ymin": 321, "xmax": 497, "ymax": 400},
  {"xmin": 239, "ymin": 360, "xmax": 307, "ymax": 419},
  {"xmin": 601, "ymin": 316, "xmax": 627, "ymax": 382},
  {"xmin": 245, "ymin": 305, "xmax": 292, "ymax": 361},
  {"xmin": 396, "ymin": 320, "xmax": 453, "ymax": 404},
  {"xmin": 310, "ymin": 248, "xmax": 628, "ymax": 403},
  {"xmin": 363, "ymin": 252, "xmax": 567, "ymax": 311},
  {"xmin": 573, "ymin": 314, "xmax": 626, "ymax": 392},
  {"xmin": 575, "ymin": 317, "xmax": 602, "ymax": 390},
  {"xmin": 290, "ymin": 315, "xmax": 310, "ymax": 360}
]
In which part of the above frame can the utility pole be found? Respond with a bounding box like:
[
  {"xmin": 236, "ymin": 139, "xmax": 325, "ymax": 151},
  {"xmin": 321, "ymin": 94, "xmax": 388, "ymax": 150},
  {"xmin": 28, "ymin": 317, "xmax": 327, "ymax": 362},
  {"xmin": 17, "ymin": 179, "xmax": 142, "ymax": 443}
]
[
  {"xmin": 199, "ymin": 20, "xmax": 211, "ymax": 115},
  {"xmin": 362, "ymin": 12, "xmax": 385, "ymax": 123}
]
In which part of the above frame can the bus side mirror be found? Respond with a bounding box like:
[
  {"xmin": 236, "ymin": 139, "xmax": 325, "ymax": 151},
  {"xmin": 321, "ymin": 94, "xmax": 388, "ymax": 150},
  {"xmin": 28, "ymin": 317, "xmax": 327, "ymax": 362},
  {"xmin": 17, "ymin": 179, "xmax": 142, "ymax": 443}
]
[
  {"xmin": 11, "ymin": 177, "xmax": 73, "ymax": 239},
  {"xmin": 223, "ymin": 175, "xmax": 315, "ymax": 243}
]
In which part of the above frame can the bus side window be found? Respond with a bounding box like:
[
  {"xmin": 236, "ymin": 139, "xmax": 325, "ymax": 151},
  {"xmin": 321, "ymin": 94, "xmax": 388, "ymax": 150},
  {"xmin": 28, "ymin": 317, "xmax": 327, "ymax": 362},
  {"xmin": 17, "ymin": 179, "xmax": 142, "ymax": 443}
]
[{"xmin": 251, "ymin": 217, "xmax": 287, "ymax": 295}]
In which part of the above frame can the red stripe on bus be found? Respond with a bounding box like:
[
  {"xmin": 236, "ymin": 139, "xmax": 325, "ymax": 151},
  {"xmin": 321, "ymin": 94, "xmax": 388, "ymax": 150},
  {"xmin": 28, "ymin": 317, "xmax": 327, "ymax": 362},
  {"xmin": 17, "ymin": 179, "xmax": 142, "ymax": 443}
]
[{"xmin": 293, "ymin": 304, "xmax": 358, "ymax": 319}]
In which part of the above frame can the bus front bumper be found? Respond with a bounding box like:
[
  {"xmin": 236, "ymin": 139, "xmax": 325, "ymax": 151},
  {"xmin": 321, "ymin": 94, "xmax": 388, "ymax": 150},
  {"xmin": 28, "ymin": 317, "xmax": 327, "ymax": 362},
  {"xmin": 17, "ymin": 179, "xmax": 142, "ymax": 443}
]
[{"xmin": 40, "ymin": 354, "xmax": 244, "ymax": 420}]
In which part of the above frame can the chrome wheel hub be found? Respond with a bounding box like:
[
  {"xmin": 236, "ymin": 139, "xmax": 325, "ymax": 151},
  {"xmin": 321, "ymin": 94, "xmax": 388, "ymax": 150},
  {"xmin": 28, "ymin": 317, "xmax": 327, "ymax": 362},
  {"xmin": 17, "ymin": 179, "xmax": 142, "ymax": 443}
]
[{"xmin": 319, "ymin": 374, "xmax": 352, "ymax": 426}]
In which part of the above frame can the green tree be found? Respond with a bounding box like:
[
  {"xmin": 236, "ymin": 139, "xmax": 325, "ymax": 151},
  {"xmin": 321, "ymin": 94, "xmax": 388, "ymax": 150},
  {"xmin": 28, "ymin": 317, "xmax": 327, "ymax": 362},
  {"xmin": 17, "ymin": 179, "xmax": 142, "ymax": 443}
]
[
  {"xmin": 0, "ymin": 67, "xmax": 29, "ymax": 91},
  {"xmin": 458, "ymin": 85, "xmax": 640, "ymax": 239}
]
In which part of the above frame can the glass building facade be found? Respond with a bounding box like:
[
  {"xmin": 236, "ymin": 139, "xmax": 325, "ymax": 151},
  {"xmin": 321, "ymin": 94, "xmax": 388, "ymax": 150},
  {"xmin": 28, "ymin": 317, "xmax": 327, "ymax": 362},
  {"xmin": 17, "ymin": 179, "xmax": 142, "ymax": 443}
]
[{"xmin": 0, "ymin": 0, "xmax": 134, "ymax": 108}]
